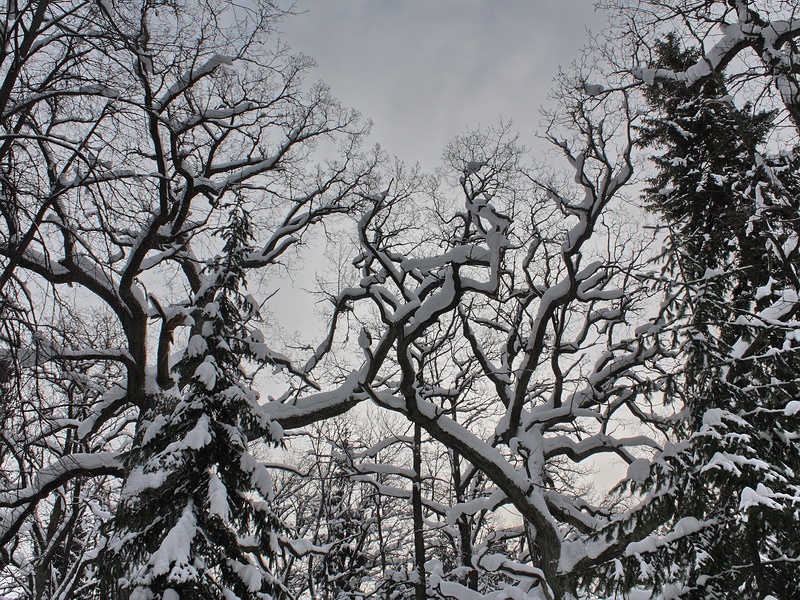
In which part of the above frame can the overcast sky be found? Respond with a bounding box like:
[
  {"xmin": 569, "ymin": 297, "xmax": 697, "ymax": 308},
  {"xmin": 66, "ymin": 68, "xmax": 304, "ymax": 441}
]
[{"xmin": 279, "ymin": 1, "xmax": 600, "ymax": 168}]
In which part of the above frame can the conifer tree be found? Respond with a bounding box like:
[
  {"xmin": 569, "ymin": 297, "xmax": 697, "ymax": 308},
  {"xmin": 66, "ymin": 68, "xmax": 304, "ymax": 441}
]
[
  {"xmin": 105, "ymin": 204, "xmax": 287, "ymax": 599},
  {"xmin": 590, "ymin": 35, "xmax": 800, "ymax": 598}
]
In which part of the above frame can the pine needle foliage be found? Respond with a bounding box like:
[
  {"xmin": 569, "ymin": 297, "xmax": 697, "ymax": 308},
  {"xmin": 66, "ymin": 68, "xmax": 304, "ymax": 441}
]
[
  {"xmin": 105, "ymin": 204, "xmax": 287, "ymax": 600},
  {"xmin": 587, "ymin": 35, "xmax": 800, "ymax": 599}
]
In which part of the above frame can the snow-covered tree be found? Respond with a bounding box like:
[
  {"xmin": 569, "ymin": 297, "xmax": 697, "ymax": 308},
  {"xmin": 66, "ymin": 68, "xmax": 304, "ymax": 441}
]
[
  {"xmin": 295, "ymin": 119, "xmax": 691, "ymax": 599},
  {"xmin": 276, "ymin": 418, "xmax": 397, "ymax": 600},
  {"xmin": 0, "ymin": 313, "xmax": 125, "ymax": 600},
  {"xmin": 583, "ymin": 4, "xmax": 800, "ymax": 596},
  {"xmin": 105, "ymin": 205, "xmax": 289, "ymax": 598},
  {"xmin": 0, "ymin": 0, "xmax": 375, "ymax": 596},
  {"xmin": 9, "ymin": 1, "xmax": 799, "ymax": 599}
]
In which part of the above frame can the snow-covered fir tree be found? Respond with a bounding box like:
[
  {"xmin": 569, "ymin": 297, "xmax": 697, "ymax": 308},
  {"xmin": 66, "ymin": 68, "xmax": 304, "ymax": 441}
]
[
  {"xmin": 105, "ymin": 205, "xmax": 287, "ymax": 600},
  {"xmin": 591, "ymin": 35, "xmax": 800, "ymax": 598}
]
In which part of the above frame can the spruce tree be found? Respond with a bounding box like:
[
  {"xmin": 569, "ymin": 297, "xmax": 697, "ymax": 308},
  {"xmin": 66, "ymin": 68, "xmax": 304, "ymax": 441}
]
[
  {"xmin": 590, "ymin": 35, "xmax": 800, "ymax": 598},
  {"xmin": 105, "ymin": 204, "xmax": 287, "ymax": 599}
]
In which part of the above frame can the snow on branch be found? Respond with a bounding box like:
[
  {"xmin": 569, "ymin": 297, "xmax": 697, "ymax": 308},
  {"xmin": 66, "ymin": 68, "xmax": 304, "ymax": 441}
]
[{"xmin": 0, "ymin": 452, "xmax": 122, "ymax": 509}]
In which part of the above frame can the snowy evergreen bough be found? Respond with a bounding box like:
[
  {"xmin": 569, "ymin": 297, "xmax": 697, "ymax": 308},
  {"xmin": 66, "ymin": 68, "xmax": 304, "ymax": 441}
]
[
  {"xmin": 106, "ymin": 205, "xmax": 287, "ymax": 599},
  {"xmin": 585, "ymin": 8, "xmax": 800, "ymax": 597}
]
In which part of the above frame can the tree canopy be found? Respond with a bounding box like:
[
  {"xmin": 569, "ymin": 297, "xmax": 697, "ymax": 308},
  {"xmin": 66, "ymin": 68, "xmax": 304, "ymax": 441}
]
[{"xmin": 1, "ymin": 1, "xmax": 798, "ymax": 599}]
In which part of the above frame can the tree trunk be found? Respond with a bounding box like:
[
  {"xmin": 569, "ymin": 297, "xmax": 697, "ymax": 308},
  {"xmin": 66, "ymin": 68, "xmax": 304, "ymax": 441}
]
[{"xmin": 412, "ymin": 423, "xmax": 426, "ymax": 600}]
